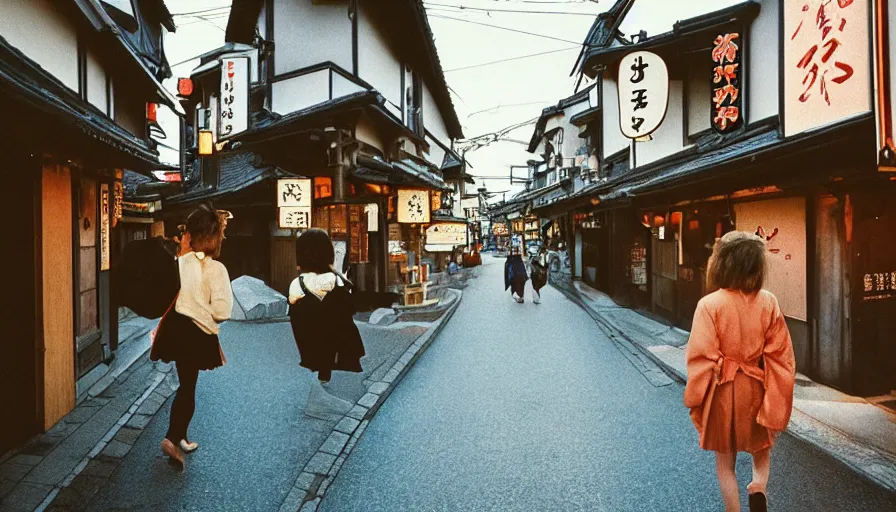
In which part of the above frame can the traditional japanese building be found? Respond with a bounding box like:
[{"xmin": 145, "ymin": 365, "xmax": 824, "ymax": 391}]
[
  {"xmin": 168, "ymin": 0, "xmax": 464, "ymax": 304},
  {"xmin": 0, "ymin": 0, "xmax": 180, "ymax": 453},
  {"xmin": 534, "ymin": 0, "xmax": 892, "ymax": 396}
]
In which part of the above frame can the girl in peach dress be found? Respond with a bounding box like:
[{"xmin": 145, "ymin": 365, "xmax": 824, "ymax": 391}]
[{"xmin": 684, "ymin": 231, "xmax": 796, "ymax": 512}]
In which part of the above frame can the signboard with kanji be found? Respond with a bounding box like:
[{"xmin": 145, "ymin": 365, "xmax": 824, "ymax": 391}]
[
  {"xmin": 617, "ymin": 51, "xmax": 669, "ymax": 139},
  {"xmin": 100, "ymin": 184, "xmax": 110, "ymax": 271},
  {"xmin": 711, "ymin": 31, "xmax": 744, "ymax": 133},
  {"xmin": 426, "ymin": 222, "xmax": 467, "ymax": 246},
  {"xmin": 277, "ymin": 178, "xmax": 312, "ymax": 208},
  {"xmin": 219, "ymin": 57, "xmax": 249, "ymax": 138},
  {"xmin": 397, "ymin": 189, "xmax": 430, "ymax": 224},
  {"xmin": 783, "ymin": 0, "xmax": 871, "ymax": 137},
  {"xmin": 279, "ymin": 207, "xmax": 311, "ymax": 229}
]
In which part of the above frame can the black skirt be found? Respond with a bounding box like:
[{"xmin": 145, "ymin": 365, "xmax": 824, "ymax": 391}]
[{"xmin": 150, "ymin": 310, "xmax": 226, "ymax": 371}]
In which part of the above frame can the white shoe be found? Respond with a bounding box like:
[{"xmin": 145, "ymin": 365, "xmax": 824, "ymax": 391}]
[
  {"xmin": 304, "ymin": 379, "xmax": 353, "ymax": 422},
  {"xmin": 180, "ymin": 439, "xmax": 199, "ymax": 453},
  {"xmin": 533, "ymin": 292, "xmax": 541, "ymax": 305}
]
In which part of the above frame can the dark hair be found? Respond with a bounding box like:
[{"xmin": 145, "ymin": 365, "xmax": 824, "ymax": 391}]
[
  {"xmin": 186, "ymin": 204, "xmax": 225, "ymax": 258},
  {"xmin": 295, "ymin": 228, "xmax": 334, "ymax": 274},
  {"xmin": 707, "ymin": 231, "xmax": 766, "ymax": 294}
]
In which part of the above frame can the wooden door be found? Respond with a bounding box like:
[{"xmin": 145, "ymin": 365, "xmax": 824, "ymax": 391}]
[
  {"xmin": 42, "ymin": 164, "xmax": 74, "ymax": 429},
  {"xmin": 271, "ymin": 236, "xmax": 296, "ymax": 296},
  {"xmin": 651, "ymin": 234, "xmax": 677, "ymax": 320}
]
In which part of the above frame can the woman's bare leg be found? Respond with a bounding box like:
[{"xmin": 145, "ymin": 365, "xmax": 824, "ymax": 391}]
[
  {"xmin": 748, "ymin": 447, "xmax": 771, "ymax": 495},
  {"xmin": 715, "ymin": 451, "xmax": 741, "ymax": 512}
]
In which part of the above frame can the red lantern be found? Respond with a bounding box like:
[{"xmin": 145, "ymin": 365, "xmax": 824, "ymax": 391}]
[
  {"xmin": 146, "ymin": 103, "xmax": 158, "ymax": 123},
  {"xmin": 177, "ymin": 78, "xmax": 194, "ymax": 97}
]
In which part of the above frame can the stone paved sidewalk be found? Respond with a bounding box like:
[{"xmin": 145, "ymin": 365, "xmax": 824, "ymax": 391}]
[{"xmin": 551, "ymin": 275, "xmax": 896, "ymax": 493}]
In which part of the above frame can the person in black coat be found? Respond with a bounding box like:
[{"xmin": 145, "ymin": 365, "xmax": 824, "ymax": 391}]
[
  {"xmin": 505, "ymin": 248, "xmax": 528, "ymax": 304},
  {"xmin": 287, "ymin": 229, "xmax": 365, "ymax": 421}
]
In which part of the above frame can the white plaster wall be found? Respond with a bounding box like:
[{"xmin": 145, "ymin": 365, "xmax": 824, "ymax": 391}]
[
  {"xmin": 356, "ymin": 114, "xmax": 386, "ymax": 153},
  {"xmin": 113, "ymin": 81, "xmax": 145, "ymax": 137},
  {"xmin": 272, "ymin": 72, "xmax": 330, "ymax": 115},
  {"xmin": 602, "ymin": 78, "xmax": 629, "ymax": 156},
  {"xmin": 0, "ymin": 0, "xmax": 79, "ymax": 92},
  {"xmin": 274, "ymin": 0, "xmax": 352, "ymax": 75},
  {"xmin": 86, "ymin": 48, "xmax": 108, "ymax": 113},
  {"xmin": 425, "ymin": 134, "xmax": 446, "ymax": 169},
  {"xmin": 635, "ymin": 80, "xmax": 684, "ymax": 166},
  {"xmin": 561, "ymin": 101, "xmax": 589, "ymax": 156},
  {"xmin": 332, "ymin": 73, "xmax": 367, "ymax": 98},
  {"xmin": 688, "ymin": 60, "xmax": 711, "ymax": 135},
  {"xmin": 748, "ymin": 0, "xmax": 779, "ymax": 123},
  {"xmin": 358, "ymin": 5, "xmax": 402, "ymax": 113},
  {"xmin": 258, "ymin": 2, "xmax": 267, "ymax": 38},
  {"xmin": 423, "ymin": 82, "xmax": 449, "ymax": 143}
]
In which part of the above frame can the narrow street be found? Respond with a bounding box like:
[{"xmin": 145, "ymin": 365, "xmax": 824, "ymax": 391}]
[{"xmin": 321, "ymin": 257, "xmax": 896, "ymax": 512}]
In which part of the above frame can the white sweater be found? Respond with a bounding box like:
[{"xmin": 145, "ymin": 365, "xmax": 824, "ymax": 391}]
[{"xmin": 175, "ymin": 252, "xmax": 233, "ymax": 335}]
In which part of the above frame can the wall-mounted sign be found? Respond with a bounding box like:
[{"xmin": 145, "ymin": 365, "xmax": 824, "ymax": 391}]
[
  {"xmin": 430, "ymin": 189, "xmax": 443, "ymax": 211},
  {"xmin": 492, "ymin": 223, "xmax": 508, "ymax": 236},
  {"xmin": 277, "ymin": 178, "xmax": 312, "ymax": 207},
  {"xmin": 279, "ymin": 207, "xmax": 311, "ymax": 229},
  {"xmin": 783, "ymin": 0, "xmax": 871, "ymax": 137},
  {"xmin": 113, "ymin": 180, "xmax": 123, "ymax": 227},
  {"xmin": 618, "ymin": 51, "xmax": 669, "ymax": 139},
  {"xmin": 366, "ymin": 203, "xmax": 379, "ymax": 232},
  {"xmin": 219, "ymin": 57, "xmax": 249, "ymax": 138},
  {"xmin": 100, "ymin": 184, "xmax": 110, "ymax": 271},
  {"xmin": 397, "ymin": 188, "xmax": 430, "ymax": 223},
  {"xmin": 426, "ymin": 222, "xmax": 467, "ymax": 246},
  {"xmin": 711, "ymin": 32, "xmax": 744, "ymax": 133}
]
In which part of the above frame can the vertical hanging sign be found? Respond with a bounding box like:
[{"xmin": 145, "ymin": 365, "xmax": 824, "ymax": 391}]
[
  {"xmin": 711, "ymin": 31, "xmax": 744, "ymax": 133},
  {"xmin": 783, "ymin": 0, "xmax": 871, "ymax": 137},
  {"xmin": 219, "ymin": 57, "xmax": 249, "ymax": 138},
  {"xmin": 618, "ymin": 51, "xmax": 669, "ymax": 139},
  {"xmin": 277, "ymin": 178, "xmax": 312, "ymax": 229},
  {"xmin": 100, "ymin": 184, "xmax": 111, "ymax": 271}
]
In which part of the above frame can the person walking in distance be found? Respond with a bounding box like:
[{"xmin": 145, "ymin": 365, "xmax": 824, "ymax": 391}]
[
  {"xmin": 504, "ymin": 247, "xmax": 528, "ymax": 303},
  {"xmin": 151, "ymin": 205, "xmax": 233, "ymax": 469},
  {"xmin": 529, "ymin": 246, "xmax": 548, "ymax": 305},
  {"xmin": 288, "ymin": 229, "xmax": 365, "ymax": 421},
  {"xmin": 684, "ymin": 231, "xmax": 796, "ymax": 512}
]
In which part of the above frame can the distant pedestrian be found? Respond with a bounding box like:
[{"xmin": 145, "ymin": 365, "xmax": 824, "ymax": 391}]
[
  {"xmin": 151, "ymin": 205, "xmax": 233, "ymax": 469},
  {"xmin": 529, "ymin": 247, "xmax": 548, "ymax": 305},
  {"xmin": 288, "ymin": 229, "xmax": 365, "ymax": 421},
  {"xmin": 504, "ymin": 248, "xmax": 528, "ymax": 303},
  {"xmin": 684, "ymin": 231, "xmax": 796, "ymax": 512}
]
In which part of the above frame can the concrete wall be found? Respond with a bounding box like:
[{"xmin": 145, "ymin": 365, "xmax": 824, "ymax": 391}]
[
  {"xmin": 274, "ymin": 0, "xmax": 352, "ymax": 75},
  {"xmin": 635, "ymin": 80, "xmax": 684, "ymax": 166},
  {"xmin": 602, "ymin": 78, "xmax": 629, "ymax": 156},
  {"xmin": 748, "ymin": 0, "xmax": 779, "ymax": 122},
  {"xmin": 358, "ymin": 4, "xmax": 402, "ymax": 116},
  {"xmin": 0, "ymin": 0, "xmax": 79, "ymax": 92}
]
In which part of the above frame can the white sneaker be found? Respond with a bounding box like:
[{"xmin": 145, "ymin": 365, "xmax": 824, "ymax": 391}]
[
  {"xmin": 304, "ymin": 378, "xmax": 353, "ymax": 421},
  {"xmin": 533, "ymin": 292, "xmax": 541, "ymax": 304}
]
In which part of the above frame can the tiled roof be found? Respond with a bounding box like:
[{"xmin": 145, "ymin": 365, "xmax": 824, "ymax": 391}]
[{"xmin": 166, "ymin": 152, "xmax": 290, "ymax": 205}]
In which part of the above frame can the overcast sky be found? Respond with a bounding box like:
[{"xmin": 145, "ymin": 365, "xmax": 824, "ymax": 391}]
[{"xmin": 160, "ymin": 0, "xmax": 744, "ymax": 198}]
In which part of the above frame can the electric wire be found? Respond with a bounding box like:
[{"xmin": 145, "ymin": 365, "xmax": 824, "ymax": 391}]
[
  {"xmin": 427, "ymin": 13, "xmax": 586, "ymax": 45},
  {"xmin": 171, "ymin": 6, "xmax": 230, "ymax": 17},
  {"xmin": 444, "ymin": 46, "xmax": 580, "ymax": 72},
  {"xmin": 424, "ymin": 2, "xmax": 598, "ymax": 16}
]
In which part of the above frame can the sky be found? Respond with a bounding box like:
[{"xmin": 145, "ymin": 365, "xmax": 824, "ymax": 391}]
[{"xmin": 159, "ymin": 0, "xmax": 744, "ymax": 198}]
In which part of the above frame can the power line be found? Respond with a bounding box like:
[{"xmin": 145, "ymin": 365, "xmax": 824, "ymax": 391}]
[
  {"xmin": 424, "ymin": 2, "xmax": 598, "ymax": 16},
  {"xmin": 444, "ymin": 46, "xmax": 579, "ymax": 72},
  {"xmin": 171, "ymin": 6, "xmax": 230, "ymax": 17},
  {"xmin": 427, "ymin": 13, "xmax": 584, "ymax": 45}
]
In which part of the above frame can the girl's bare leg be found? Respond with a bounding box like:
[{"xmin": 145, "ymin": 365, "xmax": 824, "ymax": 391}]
[
  {"xmin": 748, "ymin": 447, "xmax": 771, "ymax": 495},
  {"xmin": 715, "ymin": 451, "xmax": 741, "ymax": 512}
]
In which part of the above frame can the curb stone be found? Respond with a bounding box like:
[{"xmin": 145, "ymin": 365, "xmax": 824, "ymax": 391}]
[
  {"xmin": 283, "ymin": 287, "xmax": 463, "ymax": 512},
  {"xmin": 550, "ymin": 277, "xmax": 896, "ymax": 494}
]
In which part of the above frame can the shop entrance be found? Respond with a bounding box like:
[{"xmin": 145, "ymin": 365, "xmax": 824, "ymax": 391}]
[
  {"xmin": 1, "ymin": 153, "xmax": 39, "ymax": 454},
  {"xmin": 852, "ymin": 198, "xmax": 896, "ymax": 396}
]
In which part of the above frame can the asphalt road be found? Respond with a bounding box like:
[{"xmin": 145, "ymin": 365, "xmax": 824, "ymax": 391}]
[
  {"xmin": 83, "ymin": 320, "xmax": 426, "ymax": 511},
  {"xmin": 321, "ymin": 256, "xmax": 896, "ymax": 512}
]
